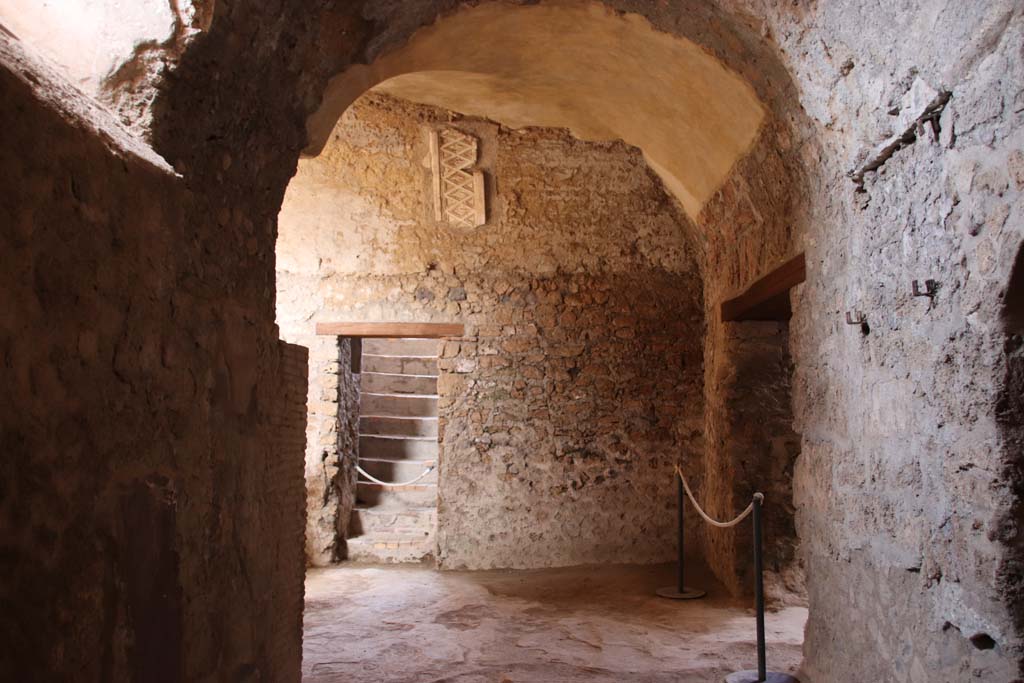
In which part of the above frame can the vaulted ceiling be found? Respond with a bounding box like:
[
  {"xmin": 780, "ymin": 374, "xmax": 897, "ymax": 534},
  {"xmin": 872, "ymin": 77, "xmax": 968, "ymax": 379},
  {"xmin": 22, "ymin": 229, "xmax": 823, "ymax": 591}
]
[{"xmin": 305, "ymin": 1, "xmax": 766, "ymax": 219}]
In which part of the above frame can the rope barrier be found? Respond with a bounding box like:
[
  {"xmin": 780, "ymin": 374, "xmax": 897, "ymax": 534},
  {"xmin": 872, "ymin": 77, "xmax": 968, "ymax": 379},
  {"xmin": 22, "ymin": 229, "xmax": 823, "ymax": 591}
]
[
  {"xmin": 665, "ymin": 465, "xmax": 792, "ymax": 681},
  {"xmin": 673, "ymin": 464, "xmax": 763, "ymax": 528},
  {"xmin": 355, "ymin": 463, "xmax": 436, "ymax": 487}
]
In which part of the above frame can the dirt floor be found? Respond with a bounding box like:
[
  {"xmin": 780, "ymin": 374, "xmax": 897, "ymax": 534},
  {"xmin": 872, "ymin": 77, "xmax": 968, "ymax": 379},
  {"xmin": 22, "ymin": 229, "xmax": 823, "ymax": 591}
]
[{"xmin": 302, "ymin": 563, "xmax": 807, "ymax": 682}]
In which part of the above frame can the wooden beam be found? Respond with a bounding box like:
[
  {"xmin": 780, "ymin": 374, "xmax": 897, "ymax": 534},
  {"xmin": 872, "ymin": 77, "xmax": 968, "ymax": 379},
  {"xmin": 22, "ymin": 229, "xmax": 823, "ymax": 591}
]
[
  {"xmin": 721, "ymin": 253, "xmax": 806, "ymax": 323},
  {"xmin": 315, "ymin": 322, "xmax": 465, "ymax": 338}
]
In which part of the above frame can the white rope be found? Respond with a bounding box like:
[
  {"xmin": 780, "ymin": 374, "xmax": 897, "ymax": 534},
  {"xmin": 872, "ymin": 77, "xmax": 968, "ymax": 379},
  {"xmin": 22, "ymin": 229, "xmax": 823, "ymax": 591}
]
[
  {"xmin": 674, "ymin": 464, "xmax": 762, "ymax": 528},
  {"xmin": 356, "ymin": 463, "xmax": 436, "ymax": 487}
]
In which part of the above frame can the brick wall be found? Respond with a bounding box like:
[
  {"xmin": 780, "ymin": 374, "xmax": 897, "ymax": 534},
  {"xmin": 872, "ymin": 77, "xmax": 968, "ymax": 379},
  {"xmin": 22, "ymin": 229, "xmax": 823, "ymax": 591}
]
[
  {"xmin": 274, "ymin": 334, "xmax": 360, "ymax": 566},
  {"xmin": 265, "ymin": 341, "xmax": 309, "ymax": 682}
]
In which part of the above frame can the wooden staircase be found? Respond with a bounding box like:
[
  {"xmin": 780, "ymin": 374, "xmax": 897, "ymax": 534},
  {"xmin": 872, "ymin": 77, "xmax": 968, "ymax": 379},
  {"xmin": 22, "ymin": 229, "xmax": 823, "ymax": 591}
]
[{"xmin": 347, "ymin": 338, "xmax": 439, "ymax": 563}]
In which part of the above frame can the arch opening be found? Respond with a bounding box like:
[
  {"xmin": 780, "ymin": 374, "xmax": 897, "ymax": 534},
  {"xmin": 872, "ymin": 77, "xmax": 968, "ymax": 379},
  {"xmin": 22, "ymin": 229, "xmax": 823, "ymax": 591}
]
[
  {"xmin": 0, "ymin": 0, "xmax": 819, "ymax": 679},
  {"xmin": 301, "ymin": 4, "xmax": 807, "ymax": 591},
  {"xmin": 284, "ymin": 81, "xmax": 809, "ymax": 681},
  {"xmin": 280, "ymin": 90, "xmax": 711, "ymax": 568},
  {"xmin": 283, "ymin": 0, "xmax": 812, "ymax": 672},
  {"xmin": 306, "ymin": 0, "xmax": 767, "ymax": 220}
]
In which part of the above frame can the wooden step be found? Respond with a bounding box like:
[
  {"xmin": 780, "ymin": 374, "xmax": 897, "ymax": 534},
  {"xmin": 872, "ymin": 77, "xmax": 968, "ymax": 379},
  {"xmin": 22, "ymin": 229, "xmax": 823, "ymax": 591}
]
[
  {"xmin": 361, "ymin": 355, "xmax": 438, "ymax": 375},
  {"xmin": 345, "ymin": 534, "xmax": 434, "ymax": 564},
  {"xmin": 362, "ymin": 338, "xmax": 440, "ymax": 356},
  {"xmin": 361, "ymin": 372, "xmax": 437, "ymax": 395},
  {"xmin": 360, "ymin": 415, "xmax": 439, "ymax": 438},
  {"xmin": 360, "ymin": 435, "xmax": 438, "ymax": 459},
  {"xmin": 356, "ymin": 482, "xmax": 437, "ymax": 508},
  {"xmin": 361, "ymin": 392, "xmax": 438, "ymax": 417},
  {"xmin": 350, "ymin": 338, "xmax": 441, "ymax": 565},
  {"xmin": 358, "ymin": 458, "xmax": 438, "ymax": 485},
  {"xmin": 349, "ymin": 506, "xmax": 436, "ymax": 537}
]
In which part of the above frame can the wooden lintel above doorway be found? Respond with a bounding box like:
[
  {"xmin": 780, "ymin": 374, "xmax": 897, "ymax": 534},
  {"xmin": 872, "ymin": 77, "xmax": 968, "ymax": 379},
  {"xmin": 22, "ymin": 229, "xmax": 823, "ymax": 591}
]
[
  {"xmin": 314, "ymin": 321, "xmax": 465, "ymax": 338},
  {"xmin": 720, "ymin": 253, "xmax": 806, "ymax": 323}
]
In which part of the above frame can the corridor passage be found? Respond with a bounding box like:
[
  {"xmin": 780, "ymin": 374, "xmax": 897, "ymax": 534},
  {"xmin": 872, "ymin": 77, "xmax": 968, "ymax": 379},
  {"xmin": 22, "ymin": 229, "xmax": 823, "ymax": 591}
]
[{"xmin": 302, "ymin": 564, "xmax": 806, "ymax": 682}]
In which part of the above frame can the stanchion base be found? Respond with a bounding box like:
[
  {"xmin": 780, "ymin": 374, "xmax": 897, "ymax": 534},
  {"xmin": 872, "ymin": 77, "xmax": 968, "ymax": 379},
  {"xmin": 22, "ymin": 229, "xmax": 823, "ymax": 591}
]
[
  {"xmin": 656, "ymin": 586, "xmax": 707, "ymax": 600},
  {"xmin": 724, "ymin": 671, "xmax": 799, "ymax": 683}
]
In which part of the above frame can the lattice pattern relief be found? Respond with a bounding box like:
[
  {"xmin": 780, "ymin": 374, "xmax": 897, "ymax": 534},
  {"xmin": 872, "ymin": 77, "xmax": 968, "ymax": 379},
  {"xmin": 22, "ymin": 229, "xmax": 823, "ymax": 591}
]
[{"xmin": 428, "ymin": 127, "xmax": 486, "ymax": 228}]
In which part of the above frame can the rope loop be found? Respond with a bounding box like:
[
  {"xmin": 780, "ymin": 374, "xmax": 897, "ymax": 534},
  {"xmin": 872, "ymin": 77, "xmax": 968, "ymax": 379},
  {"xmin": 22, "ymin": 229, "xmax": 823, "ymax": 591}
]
[
  {"xmin": 673, "ymin": 464, "xmax": 762, "ymax": 528},
  {"xmin": 356, "ymin": 463, "xmax": 436, "ymax": 487}
]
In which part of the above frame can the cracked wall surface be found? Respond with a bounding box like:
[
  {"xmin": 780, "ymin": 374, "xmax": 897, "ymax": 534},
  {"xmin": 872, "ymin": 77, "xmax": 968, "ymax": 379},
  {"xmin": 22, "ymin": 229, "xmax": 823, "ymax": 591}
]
[{"xmin": 277, "ymin": 94, "xmax": 706, "ymax": 570}]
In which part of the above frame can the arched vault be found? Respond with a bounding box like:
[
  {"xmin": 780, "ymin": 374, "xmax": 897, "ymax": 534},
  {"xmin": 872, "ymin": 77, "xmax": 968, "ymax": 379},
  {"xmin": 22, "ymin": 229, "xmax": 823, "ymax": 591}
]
[{"xmin": 305, "ymin": 0, "xmax": 767, "ymax": 219}]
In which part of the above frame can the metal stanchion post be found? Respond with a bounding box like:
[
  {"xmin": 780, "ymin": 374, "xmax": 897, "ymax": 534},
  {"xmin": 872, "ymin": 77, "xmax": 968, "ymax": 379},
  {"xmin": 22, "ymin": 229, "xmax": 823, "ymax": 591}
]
[
  {"xmin": 678, "ymin": 473, "xmax": 685, "ymax": 592},
  {"xmin": 657, "ymin": 472, "xmax": 706, "ymax": 600},
  {"xmin": 725, "ymin": 493, "xmax": 799, "ymax": 683},
  {"xmin": 754, "ymin": 494, "xmax": 767, "ymax": 680}
]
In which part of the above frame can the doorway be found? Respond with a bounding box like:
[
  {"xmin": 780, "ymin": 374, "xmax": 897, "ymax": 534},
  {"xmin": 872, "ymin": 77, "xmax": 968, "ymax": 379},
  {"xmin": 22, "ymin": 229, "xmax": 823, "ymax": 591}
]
[{"xmin": 347, "ymin": 337, "xmax": 441, "ymax": 563}]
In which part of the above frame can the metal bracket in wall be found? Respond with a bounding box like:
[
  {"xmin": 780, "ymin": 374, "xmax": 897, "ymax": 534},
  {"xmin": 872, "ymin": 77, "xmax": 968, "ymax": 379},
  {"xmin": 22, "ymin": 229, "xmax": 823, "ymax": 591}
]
[
  {"xmin": 912, "ymin": 279, "xmax": 937, "ymax": 297},
  {"xmin": 845, "ymin": 311, "xmax": 866, "ymax": 325}
]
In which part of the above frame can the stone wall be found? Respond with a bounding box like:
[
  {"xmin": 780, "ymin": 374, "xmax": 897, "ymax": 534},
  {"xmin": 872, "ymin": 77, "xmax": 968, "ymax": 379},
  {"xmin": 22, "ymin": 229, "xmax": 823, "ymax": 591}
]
[
  {"xmin": 276, "ymin": 94, "xmax": 706, "ymax": 570},
  {"xmin": 0, "ymin": 29, "xmax": 310, "ymax": 682},
  {"xmin": 693, "ymin": 119, "xmax": 806, "ymax": 600},
  {"xmin": 288, "ymin": 335, "xmax": 360, "ymax": 566},
  {"xmin": 701, "ymin": 319, "xmax": 802, "ymax": 600},
  {"xmin": 791, "ymin": 103, "xmax": 1024, "ymax": 681},
  {"xmin": 6, "ymin": 0, "xmax": 1024, "ymax": 680},
  {"xmin": 767, "ymin": 5, "xmax": 1024, "ymax": 679},
  {"xmin": 654, "ymin": 2, "xmax": 1024, "ymax": 676},
  {"xmin": 269, "ymin": 341, "xmax": 310, "ymax": 681}
]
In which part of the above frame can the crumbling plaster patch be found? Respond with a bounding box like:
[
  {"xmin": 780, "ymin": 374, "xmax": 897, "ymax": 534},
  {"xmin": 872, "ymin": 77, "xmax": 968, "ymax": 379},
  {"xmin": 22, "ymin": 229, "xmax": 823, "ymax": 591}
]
[
  {"xmin": 0, "ymin": 0, "xmax": 177, "ymax": 89},
  {"xmin": 0, "ymin": 0, "xmax": 212, "ymax": 133}
]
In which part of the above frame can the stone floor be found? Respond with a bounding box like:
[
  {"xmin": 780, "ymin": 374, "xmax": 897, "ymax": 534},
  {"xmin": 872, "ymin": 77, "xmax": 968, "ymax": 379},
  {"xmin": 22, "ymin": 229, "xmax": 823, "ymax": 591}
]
[{"xmin": 303, "ymin": 563, "xmax": 807, "ymax": 682}]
